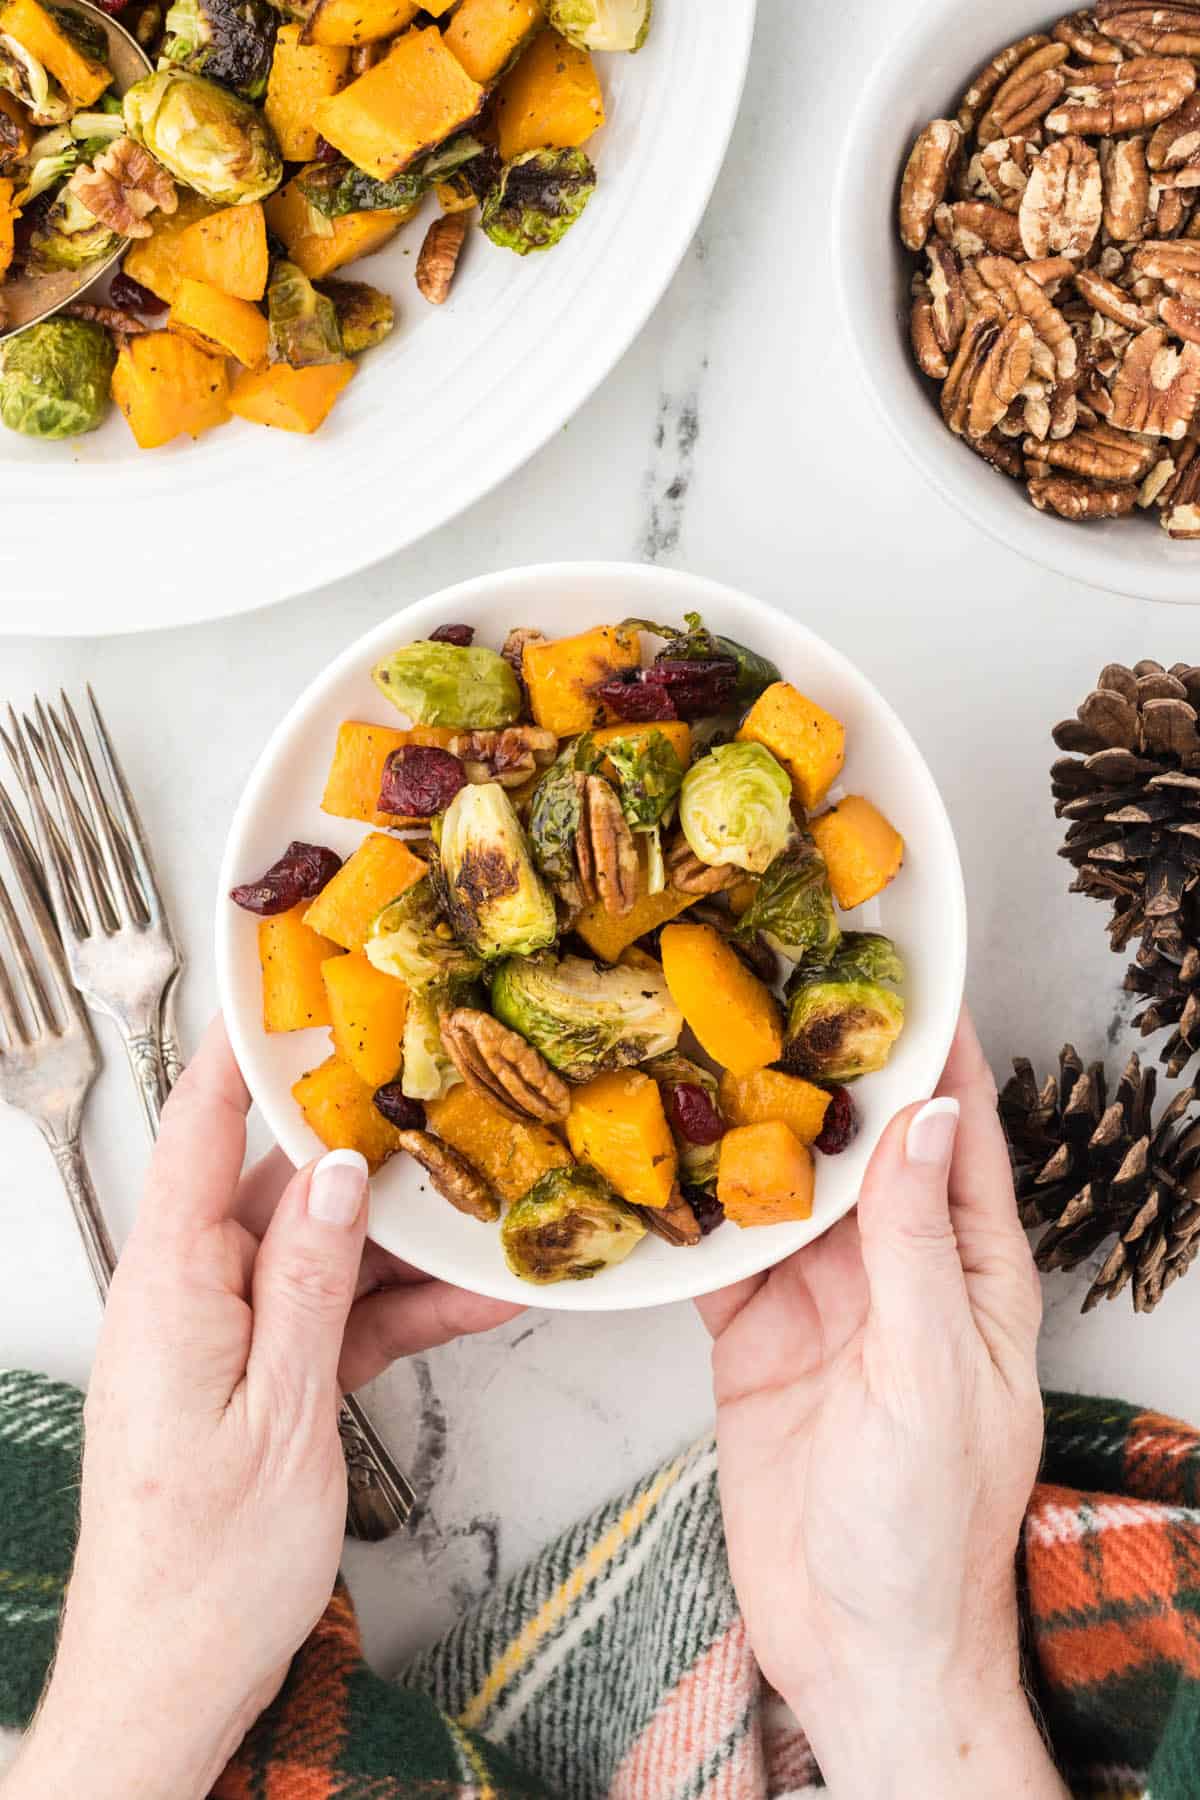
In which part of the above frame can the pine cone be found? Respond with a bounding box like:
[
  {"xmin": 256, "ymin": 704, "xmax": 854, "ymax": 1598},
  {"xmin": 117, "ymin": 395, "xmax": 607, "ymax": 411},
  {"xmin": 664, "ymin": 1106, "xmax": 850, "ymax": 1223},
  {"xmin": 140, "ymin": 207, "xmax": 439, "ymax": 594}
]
[
  {"xmin": 1052, "ymin": 660, "xmax": 1200, "ymax": 1075},
  {"xmin": 1000, "ymin": 1043, "xmax": 1200, "ymax": 1313}
]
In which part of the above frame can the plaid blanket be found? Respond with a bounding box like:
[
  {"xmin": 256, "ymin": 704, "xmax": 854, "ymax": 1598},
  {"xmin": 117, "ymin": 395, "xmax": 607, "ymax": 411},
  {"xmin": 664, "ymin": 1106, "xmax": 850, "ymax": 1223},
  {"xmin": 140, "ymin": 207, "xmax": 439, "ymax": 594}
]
[{"xmin": 2, "ymin": 1372, "xmax": 1200, "ymax": 1798}]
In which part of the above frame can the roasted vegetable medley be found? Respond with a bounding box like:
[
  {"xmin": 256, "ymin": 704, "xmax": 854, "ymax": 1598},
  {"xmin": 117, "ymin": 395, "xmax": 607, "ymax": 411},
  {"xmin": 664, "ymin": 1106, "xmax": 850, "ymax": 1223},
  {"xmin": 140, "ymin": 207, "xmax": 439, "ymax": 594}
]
[
  {"xmin": 0, "ymin": 0, "xmax": 648, "ymax": 447},
  {"xmin": 230, "ymin": 611, "xmax": 910, "ymax": 1287}
]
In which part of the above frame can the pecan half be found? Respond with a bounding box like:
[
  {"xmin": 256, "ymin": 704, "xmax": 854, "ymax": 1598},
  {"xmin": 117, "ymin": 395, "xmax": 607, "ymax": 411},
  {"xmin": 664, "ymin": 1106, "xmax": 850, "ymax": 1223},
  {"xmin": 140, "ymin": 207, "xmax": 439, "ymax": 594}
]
[
  {"xmin": 967, "ymin": 253, "xmax": 1077, "ymax": 379},
  {"xmin": 1053, "ymin": 9, "xmax": 1125, "ymax": 60},
  {"xmin": 1132, "ymin": 238, "xmax": 1200, "ymax": 297},
  {"xmin": 416, "ymin": 212, "xmax": 468, "ymax": 305},
  {"xmin": 62, "ymin": 300, "xmax": 154, "ymax": 335},
  {"xmin": 956, "ymin": 34, "xmax": 1052, "ymax": 134},
  {"xmin": 1159, "ymin": 449, "xmax": 1200, "ymax": 531},
  {"xmin": 663, "ymin": 833, "xmax": 742, "ymax": 894},
  {"xmin": 1160, "ymin": 291, "xmax": 1200, "ymax": 340},
  {"xmin": 978, "ymin": 42, "xmax": 1069, "ymax": 145},
  {"xmin": 1154, "ymin": 184, "xmax": 1195, "ymax": 237},
  {"xmin": 899, "ymin": 118, "xmax": 963, "ymax": 250},
  {"xmin": 942, "ymin": 308, "xmax": 1036, "ymax": 438},
  {"xmin": 576, "ymin": 775, "xmax": 638, "ymax": 916},
  {"xmin": 1023, "ymin": 254, "xmax": 1077, "ymax": 290},
  {"xmin": 447, "ymin": 726, "xmax": 558, "ymax": 788},
  {"xmin": 397, "ymin": 1129, "xmax": 498, "ymax": 1221},
  {"xmin": 1045, "ymin": 56, "xmax": 1196, "ymax": 135},
  {"xmin": 934, "ymin": 198, "xmax": 1024, "ymax": 256},
  {"xmin": 911, "ymin": 286, "xmax": 949, "ymax": 378},
  {"xmin": 963, "ymin": 135, "xmax": 1037, "ymax": 211},
  {"xmin": 1148, "ymin": 91, "xmax": 1200, "ymax": 175},
  {"xmin": 926, "ymin": 238, "xmax": 966, "ymax": 356},
  {"xmin": 634, "ymin": 1188, "xmax": 702, "ymax": 1247},
  {"xmin": 68, "ymin": 137, "xmax": 177, "ymax": 240},
  {"xmin": 1023, "ymin": 417, "xmax": 1159, "ymax": 479},
  {"xmin": 1095, "ymin": 1, "xmax": 1200, "ymax": 57},
  {"xmin": 441, "ymin": 1006, "xmax": 570, "ymax": 1123},
  {"xmin": 967, "ymin": 429, "xmax": 1026, "ymax": 477},
  {"xmin": 1102, "ymin": 134, "xmax": 1151, "ymax": 240},
  {"xmin": 1074, "ymin": 264, "xmax": 1151, "ymax": 328},
  {"xmin": 1019, "ymin": 135, "xmax": 1103, "ymax": 258},
  {"xmin": 1110, "ymin": 323, "xmax": 1200, "ymax": 434},
  {"xmin": 1027, "ymin": 472, "xmax": 1140, "ymax": 515}
]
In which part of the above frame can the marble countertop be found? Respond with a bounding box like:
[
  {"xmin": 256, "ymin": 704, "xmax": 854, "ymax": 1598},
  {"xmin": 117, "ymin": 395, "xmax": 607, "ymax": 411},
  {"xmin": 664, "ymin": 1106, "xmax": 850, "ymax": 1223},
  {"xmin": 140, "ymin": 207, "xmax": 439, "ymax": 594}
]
[{"xmin": 2, "ymin": 0, "xmax": 1196, "ymax": 1679}]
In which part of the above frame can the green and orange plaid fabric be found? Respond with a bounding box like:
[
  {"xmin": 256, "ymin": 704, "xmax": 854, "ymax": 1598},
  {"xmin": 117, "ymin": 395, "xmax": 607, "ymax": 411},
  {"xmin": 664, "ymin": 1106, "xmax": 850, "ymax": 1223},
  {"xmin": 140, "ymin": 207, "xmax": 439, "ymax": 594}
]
[{"xmin": 3, "ymin": 1372, "xmax": 1200, "ymax": 1798}]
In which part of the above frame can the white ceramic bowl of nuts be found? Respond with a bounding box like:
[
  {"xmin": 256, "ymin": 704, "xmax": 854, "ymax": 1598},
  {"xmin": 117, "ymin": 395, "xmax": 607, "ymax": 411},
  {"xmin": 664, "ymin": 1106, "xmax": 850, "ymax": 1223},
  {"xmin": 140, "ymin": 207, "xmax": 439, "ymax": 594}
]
[{"xmin": 835, "ymin": 0, "xmax": 1200, "ymax": 605}]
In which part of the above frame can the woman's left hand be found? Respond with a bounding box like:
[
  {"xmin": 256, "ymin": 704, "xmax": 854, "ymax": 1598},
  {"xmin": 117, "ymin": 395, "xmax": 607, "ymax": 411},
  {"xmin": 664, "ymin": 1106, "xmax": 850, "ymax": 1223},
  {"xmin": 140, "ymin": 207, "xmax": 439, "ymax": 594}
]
[{"xmin": 7, "ymin": 1018, "xmax": 521, "ymax": 1800}]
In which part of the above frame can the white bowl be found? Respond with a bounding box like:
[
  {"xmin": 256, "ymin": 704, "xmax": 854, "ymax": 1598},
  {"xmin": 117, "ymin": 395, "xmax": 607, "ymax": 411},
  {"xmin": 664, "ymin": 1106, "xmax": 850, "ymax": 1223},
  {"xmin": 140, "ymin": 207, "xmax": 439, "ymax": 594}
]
[
  {"xmin": 216, "ymin": 562, "xmax": 966, "ymax": 1311},
  {"xmin": 834, "ymin": 0, "xmax": 1200, "ymax": 607}
]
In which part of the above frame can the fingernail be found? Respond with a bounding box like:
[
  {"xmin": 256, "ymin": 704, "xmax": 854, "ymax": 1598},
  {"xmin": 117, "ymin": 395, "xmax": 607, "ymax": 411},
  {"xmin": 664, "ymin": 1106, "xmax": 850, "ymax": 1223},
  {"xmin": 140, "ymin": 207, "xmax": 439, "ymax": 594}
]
[
  {"xmin": 905, "ymin": 1097, "xmax": 960, "ymax": 1167},
  {"xmin": 308, "ymin": 1149, "xmax": 368, "ymax": 1226}
]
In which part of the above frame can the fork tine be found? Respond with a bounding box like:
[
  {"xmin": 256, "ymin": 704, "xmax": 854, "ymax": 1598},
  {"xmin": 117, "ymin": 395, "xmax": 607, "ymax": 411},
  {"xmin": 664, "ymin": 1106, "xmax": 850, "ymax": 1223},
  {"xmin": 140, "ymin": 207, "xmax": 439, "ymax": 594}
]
[
  {"xmin": 55, "ymin": 692, "xmax": 144, "ymax": 928},
  {"xmin": 45, "ymin": 703, "xmax": 142, "ymax": 913},
  {"xmin": 0, "ymin": 779, "xmax": 77, "ymax": 1022},
  {"xmin": 0, "ymin": 877, "xmax": 26, "ymax": 1052},
  {"xmin": 13, "ymin": 705, "xmax": 98, "ymax": 941},
  {"xmin": 0, "ymin": 855, "xmax": 55, "ymax": 1039},
  {"xmin": 24, "ymin": 710, "xmax": 118, "ymax": 935},
  {"xmin": 85, "ymin": 686, "xmax": 166, "ymax": 928},
  {"xmin": 0, "ymin": 719, "xmax": 90, "ymax": 938}
]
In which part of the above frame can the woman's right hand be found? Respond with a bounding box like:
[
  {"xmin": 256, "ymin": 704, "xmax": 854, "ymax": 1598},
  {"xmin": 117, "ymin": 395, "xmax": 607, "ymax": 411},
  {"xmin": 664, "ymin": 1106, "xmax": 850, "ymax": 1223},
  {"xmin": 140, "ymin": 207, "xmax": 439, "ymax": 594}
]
[{"xmin": 698, "ymin": 1012, "xmax": 1066, "ymax": 1798}]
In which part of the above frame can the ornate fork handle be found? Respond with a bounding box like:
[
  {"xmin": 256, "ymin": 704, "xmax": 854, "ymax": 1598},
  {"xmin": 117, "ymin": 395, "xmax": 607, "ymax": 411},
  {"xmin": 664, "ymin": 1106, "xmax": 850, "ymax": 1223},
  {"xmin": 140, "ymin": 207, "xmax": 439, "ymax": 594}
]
[
  {"xmin": 122, "ymin": 1021, "xmax": 168, "ymax": 1137},
  {"xmin": 46, "ymin": 1131, "xmax": 115, "ymax": 1301}
]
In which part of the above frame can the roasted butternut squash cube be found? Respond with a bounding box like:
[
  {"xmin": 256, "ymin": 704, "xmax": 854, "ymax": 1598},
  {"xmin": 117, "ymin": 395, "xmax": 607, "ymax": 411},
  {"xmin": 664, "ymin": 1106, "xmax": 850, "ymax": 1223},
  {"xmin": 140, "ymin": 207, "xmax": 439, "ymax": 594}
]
[
  {"xmin": 592, "ymin": 720, "xmax": 692, "ymax": 775},
  {"xmin": 121, "ymin": 193, "xmax": 216, "ymax": 304},
  {"xmin": 229, "ymin": 360, "xmax": 356, "ymax": 434},
  {"xmin": 718, "ymin": 1121, "xmax": 814, "ymax": 1228},
  {"xmin": 522, "ymin": 624, "xmax": 640, "ymax": 736},
  {"xmin": 737, "ymin": 682, "xmax": 845, "ymax": 812},
  {"xmin": 443, "ymin": 0, "xmax": 542, "ymax": 85},
  {"xmin": 265, "ymin": 24, "xmax": 350, "ymax": 159},
  {"xmin": 323, "ymin": 950, "xmax": 408, "ymax": 1087},
  {"xmin": 259, "ymin": 904, "xmax": 343, "ymax": 1032},
  {"xmin": 265, "ymin": 170, "xmax": 414, "ymax": 278},
  {"xmin": 293, "ymin": 1055, "xmax": 404, "ymax": 1169},
  {"xmin": 111, "ymin": 333, "xmax": 230, "ymax": 450},
  {"xmin": 0, "ymin": 0, "xmax": 110, "ymax": 104},
  {"xmin": 494, "ymin": 27, "xmax": 604, "ymax": 160},
  {"xmin": 574, "ymin": 852, "xmax": 696, "ymax": 963},
  {"xmin": 659, "ymin": 922, "xmax": 783, "ymax": 1077},
  {"xmin": 316, "ymin": 26, "xmax": 485, "ymax": 180},
  {"xmin": 174, "ymin": 202, "xmax": 269, "ymax": 302},
  {"xmin": 305, "ymin": 0, "xmax": 418, "ymax": 44},
  {"xmin": 322, "ymin": 721, "xmax": 461, "ymax": 826},
  {"xmin": 567, "ymin": 1068, "xmax": 677, "ymax": 1210},
  {"xmin": 170, "ymin": 279, "xmax": 269, "ymax": 367},
  {"xmin": 809, "ymin": 796, "xmax": 904, "ymax": 911},
  {"xmin": 304, "ymin": 832, "xmax": 426, "ymax": 950},
  {"xmin": 718, "ymin": 1068, "xmax": 831, "ymax": 1147},
  {"xmin": 427, "ymin": 1084, "xmax": 571, "ymax": 1202},
  {"xmin": 0, "ymin": 177, "xmax": 16, "ymax": 281}
]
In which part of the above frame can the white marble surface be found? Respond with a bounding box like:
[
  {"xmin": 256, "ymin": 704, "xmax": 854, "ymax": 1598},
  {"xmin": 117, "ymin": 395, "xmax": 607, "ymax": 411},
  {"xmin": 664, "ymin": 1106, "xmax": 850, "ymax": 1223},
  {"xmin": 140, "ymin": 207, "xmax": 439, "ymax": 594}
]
[{"xmin": 2, "ymin": 0, "xmax": 1199, "ymax": 1680}]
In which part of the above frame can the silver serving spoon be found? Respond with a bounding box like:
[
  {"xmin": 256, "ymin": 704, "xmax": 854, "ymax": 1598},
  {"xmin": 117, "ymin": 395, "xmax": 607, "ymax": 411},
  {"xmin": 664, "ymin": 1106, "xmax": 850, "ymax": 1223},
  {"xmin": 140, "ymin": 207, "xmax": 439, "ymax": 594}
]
[{"xmin": 1, "ymin": 0, "xmax": 151, "ymax": 340}]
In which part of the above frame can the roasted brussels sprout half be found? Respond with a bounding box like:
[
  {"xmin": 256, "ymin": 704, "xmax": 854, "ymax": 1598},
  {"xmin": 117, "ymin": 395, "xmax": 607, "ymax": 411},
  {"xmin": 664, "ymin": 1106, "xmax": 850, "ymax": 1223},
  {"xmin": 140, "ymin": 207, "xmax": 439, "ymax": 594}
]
[
  {"xmin": 734, "ymin": 840, "xmax": 840, "ymax": 965},
  {"xmin": 679, "ymin": 741, "xmax": 793, "ymax": 875},
  {"xmin": 0, "ymin": 33, "xmax": 71, "ymax": 123},
  {"xmin": 624, "ymin": 610, "xmax": 781, "ymax": 712},
  {"xmin": 316, "ymin": 278, "xmax": 394, "ymax": 355},
  {"xmin": 123, "ymin": 68, "xmax": 281, "ymax": 203},
  {"xmin": 437, "ymin": 782, "xmax": 557, "ymax": 961},
  {"xmin": 24, "ymin": 186, "xmax": 119, "ymax": 271},
  {"xmin": 501, "ymin": 1165, "xmax": 645, "ymax": 1285},
  {"xmin": 18, "ymin": 123, "xmax": 78, "ymax": 199},
  {"xmin": 267, "ymin": 259, "xmax": 343, "ymax": 367},
  {"xmin": 782, "ymin": 933, "xmax": 905, "ymax": 1083},
  {"xmin": 481, "ymin": 148, "xmax": 595, "ymax": 255},
  {"xmin": 527, "ymin": 734, "xmax": 598, "ymax": 894},
  {"xmin": 366, "ymin": 874, "xmax": 483, "ymax": 992},
  {"xmin": 161, "ymin": 0, "xmax": 277, "ymax": 98},
  {"xmin": 491, "ymin": 951, "xmax": 683, "ymax": 1082},
  {"xmin": 0, "ymin": 317, "xmax": 115, "ymax": 440},
  {"xmin": 400, "ymin": 988, "xmax": 462, "ymax": 1103},
  {"xmin": 297, "ymin": 132, "xmax": 485, "ymax": 217},
  {"xmin": 645, "ymin": 1052, "xmax": 723, "ymax": 1194},
  {"xmin": 373, "ymin": 641, "xmax": 522, "ymax": 730},
  {"xmin": 548, "ymin": 0, "xmax": 651, "ymax": 50}
]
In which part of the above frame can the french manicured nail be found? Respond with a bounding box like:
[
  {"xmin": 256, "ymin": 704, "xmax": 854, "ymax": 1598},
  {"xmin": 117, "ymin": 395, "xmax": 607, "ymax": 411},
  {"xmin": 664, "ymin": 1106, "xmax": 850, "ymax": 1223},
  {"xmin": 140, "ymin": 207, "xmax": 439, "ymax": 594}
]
[
  {"xmin": 905, "ymin": 1097, "xmax": 960, "ymax": 1167},
  {"xmin": 308, "ymin": 1149, "xmax": 368, "ymax": 1226}
]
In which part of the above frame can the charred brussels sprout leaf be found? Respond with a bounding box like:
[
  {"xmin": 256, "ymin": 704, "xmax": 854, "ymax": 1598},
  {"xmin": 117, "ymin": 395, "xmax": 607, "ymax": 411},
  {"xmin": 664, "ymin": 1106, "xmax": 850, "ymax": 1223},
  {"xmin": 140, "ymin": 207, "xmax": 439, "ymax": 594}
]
[
  {"xmin": 0, "ymin": 317, "xmax": 114, "ymax": 439},
  {"xmin": 734, "ymin": 839, "xmax": 841, "ymax": 965},
  {"xmin": 25, "ymin": 186, "xmax": 118, "ymax": 271},
  {"xmin": 491, "ymin": 952, "xmax": 683, "ymax": 1082},
  {"xmin": 316, "ymin": 277, "xmax": 394, "ymax": 354},
  {"xmin": 0, "ymin": 35, "xmax": 71, "ymax": 124},
  {"xmin": 679, "ymin": 741, "xmax": 793, "ymax": 875},
  {"xmin": 297, "ymin": 133, "xmax": 485, "ymax": 217},
  {"xmin": 783, "ymin": 933, "xmax": 905, "ymax": 1083},
  {"xmin": 548, "ymin": 0, "xmax": 651, "ymax": 51},
  {"xmin": 400, "ymin": 988, "xmax": 461, "ymax": 1103},
  {"xmin": 501, "ymin": 1164, "xmax": 646, "ymax": 1284},
  {"xmin": 482, "ymin": 148, "xmax": 595, "ymax": 255},
  {"xmin": 602, "ymin": 729, "xmax": 684, "ymax": 832},
  {"xmin": 623, "ymin": 611, "xmax": 781, "ymax": 711},
  {"xmin": 645, "ymin": 1052, "xmax": 723, "ymax": 1193},
  {"xmin": 366, "ymin": 873, "xmax": 483, "ymax": 992},
  {"xmin": 438, "ymin": 783, "xmax": 557, "ymax": 960},
  {"xmin": 123, "ymin": 69, "xmax": 282, "ymax": 203},
  {"xmin": 160, "ymin": 0, "xmax": 276, "ymax": 97},
  {"xmin": 373, "ymin": 641, "xmax": 522, "ymax": 729},
  {"xmin": 267, "ymin": 259, "xmax": 343, "ymax": 367},
  {"xmin": 528, "ymin": 734, "xmax": 599, "ymax": 891}
]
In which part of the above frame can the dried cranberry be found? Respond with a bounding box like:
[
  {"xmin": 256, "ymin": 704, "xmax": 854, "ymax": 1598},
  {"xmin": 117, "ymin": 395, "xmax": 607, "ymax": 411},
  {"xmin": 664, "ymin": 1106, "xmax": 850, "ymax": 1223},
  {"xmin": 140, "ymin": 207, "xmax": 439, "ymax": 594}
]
[
  {"xmin": 108, "ymin": 271, "xmax": 167, "ymax": 315},
  {"xmin": 644, "ymin": 657, "xmax": 739, "ymax": 719},
  {"xmin": 669, "ymin": 1082, "xmax": 726, "ymax": 1146},
  {"xmin": 687, "ymin": 1188, "xmax": 726, "ymax": 1236},
  {"xmin": 92, "ymin": 0, "xmax": 131, "ymax": 13},
  {"xmin": 313, "ymin": 134, "xmax": 341, "ymax": 163},
  {"xmin": 593, "ymin": 672, "xmax": 678, "ymax": 723},
  {"xmin": 815, "ymin": 1086, "xmax": 858, "ymax": 1156},
  {"xmin": 229, "ymin": 841, "xmax": 341, "ymax": 916},
  {"xmin": 428, "ymin": 623, "xmax": 475, "ymax": 647},
  {"xmin": 379, "ymin": 745, "xmax": 467, "ymax": 817},
  {"xmin": 373, "ymin": 1084, "xmax": 427, "ymax": 1131}
]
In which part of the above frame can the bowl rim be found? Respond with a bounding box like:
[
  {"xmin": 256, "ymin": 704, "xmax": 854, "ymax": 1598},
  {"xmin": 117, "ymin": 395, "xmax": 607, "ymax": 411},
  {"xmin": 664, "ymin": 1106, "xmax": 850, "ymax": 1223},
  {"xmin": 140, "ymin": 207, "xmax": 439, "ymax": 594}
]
[
  {"xmin": 215, "ymin": 559, "xmax": 969, "ymax": 1311},
  {"xmin": 831, "ymin": 0, "xmax": 1200, "ymax": 609}
]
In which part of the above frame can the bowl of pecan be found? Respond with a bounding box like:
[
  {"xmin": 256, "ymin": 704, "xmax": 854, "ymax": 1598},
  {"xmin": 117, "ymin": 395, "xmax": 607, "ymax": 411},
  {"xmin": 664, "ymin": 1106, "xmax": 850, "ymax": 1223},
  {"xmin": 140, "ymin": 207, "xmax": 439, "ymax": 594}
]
[
  {"xmin": 216, "ymin": 562, "xmax": 965, "ymax": 1311},
  {"xmin": 835, "ymin": 0, "xmax": 1200, "ymax": 603}
]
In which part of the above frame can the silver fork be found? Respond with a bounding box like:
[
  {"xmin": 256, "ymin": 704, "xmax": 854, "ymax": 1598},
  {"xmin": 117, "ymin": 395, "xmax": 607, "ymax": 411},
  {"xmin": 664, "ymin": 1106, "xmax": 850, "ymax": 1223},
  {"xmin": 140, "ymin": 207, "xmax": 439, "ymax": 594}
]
[
  {"xmin": 0, "ymin": 784, "xmax": 114, "ymax": 1298},
  {"xmin": 8, "ymin": 691, "xmax": 415, "ymax": 1539}
]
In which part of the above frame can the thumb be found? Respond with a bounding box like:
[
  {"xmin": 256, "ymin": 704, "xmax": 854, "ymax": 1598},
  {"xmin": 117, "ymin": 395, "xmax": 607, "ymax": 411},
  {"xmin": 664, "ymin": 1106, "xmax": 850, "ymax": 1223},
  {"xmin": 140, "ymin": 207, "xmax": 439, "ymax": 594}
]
[
  {"xmin": 856, "ymin": 1097, "xmax": 967, "ymax": 1337},
  {"xmin": 249, "ymin": 1149, "xmax": 369, "ymax": 1412}
]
